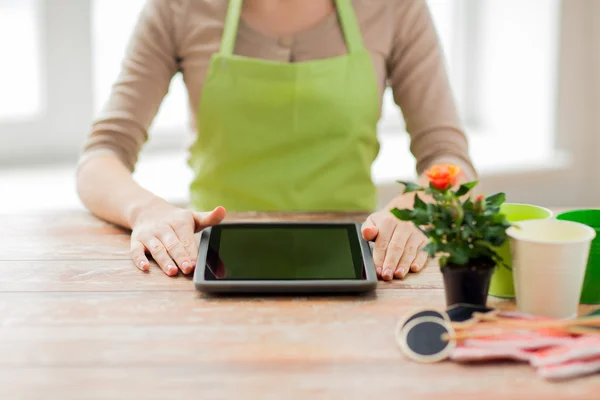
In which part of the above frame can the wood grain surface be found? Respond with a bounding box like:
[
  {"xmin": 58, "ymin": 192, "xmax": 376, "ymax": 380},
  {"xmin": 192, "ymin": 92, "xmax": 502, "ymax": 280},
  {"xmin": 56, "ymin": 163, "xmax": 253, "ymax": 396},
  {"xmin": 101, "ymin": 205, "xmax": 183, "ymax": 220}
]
[{"xmin": 1, "ymin": 210, "xmax": 599, "ymax": 400}]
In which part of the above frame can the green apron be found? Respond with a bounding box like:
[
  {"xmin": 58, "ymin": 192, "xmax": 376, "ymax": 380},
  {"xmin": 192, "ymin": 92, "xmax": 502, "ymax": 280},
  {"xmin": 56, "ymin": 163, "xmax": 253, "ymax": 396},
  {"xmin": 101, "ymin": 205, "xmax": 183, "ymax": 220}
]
[{"xmin": 189, "ymin": 0, "xmax": 380, "ymax": 212}]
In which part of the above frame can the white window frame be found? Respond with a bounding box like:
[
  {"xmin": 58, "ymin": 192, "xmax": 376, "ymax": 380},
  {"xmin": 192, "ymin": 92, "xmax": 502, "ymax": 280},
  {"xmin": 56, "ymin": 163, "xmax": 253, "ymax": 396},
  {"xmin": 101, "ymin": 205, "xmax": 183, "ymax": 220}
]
[
  {"xmin": 2, "ymin": 1, "xmax": 546, "ymax": 163},
  {"xmin": 3, "ymin": 0, "xmax": 588, "ymax": 212},
  {"xmin": 0, "ymin": 0, "xmax": 93, "ymax": 164},
  {"xmin": 374, "ymin": 0, "xmax": 567, "ymax": 190}
]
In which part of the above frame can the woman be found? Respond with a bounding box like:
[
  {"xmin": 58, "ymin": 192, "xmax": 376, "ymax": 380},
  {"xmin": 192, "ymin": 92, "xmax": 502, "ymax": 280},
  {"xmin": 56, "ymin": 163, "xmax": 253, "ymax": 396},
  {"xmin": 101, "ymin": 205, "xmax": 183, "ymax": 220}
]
[{"xmin": 77, "ymin": 0, "xmax": 476, "ymax": 281}]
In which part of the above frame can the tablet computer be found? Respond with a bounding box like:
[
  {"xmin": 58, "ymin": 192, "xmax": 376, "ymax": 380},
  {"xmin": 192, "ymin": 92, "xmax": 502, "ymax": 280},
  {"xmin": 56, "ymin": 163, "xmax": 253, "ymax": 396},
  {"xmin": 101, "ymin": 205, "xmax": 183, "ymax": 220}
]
[{"xmin": 194, "ymin": 222, "xmax": 376, "ymax": 294}]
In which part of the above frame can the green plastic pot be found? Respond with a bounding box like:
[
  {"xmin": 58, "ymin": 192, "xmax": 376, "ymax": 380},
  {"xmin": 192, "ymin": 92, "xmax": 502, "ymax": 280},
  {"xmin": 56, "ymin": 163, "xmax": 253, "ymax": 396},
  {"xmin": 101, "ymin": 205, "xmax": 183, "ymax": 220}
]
[
  {"xmin": 556, "ymin": 209, "xmax": 600, "ymax": 304},
  {"xmin": 488, "ymin": 203, "xmax": 553, "ymax": 298}
]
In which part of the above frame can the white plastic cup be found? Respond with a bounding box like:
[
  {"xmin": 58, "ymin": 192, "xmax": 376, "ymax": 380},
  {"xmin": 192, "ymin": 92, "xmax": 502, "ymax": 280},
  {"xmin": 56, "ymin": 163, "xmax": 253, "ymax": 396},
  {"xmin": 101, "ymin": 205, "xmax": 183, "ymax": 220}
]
[{"xmin": 506, "ymin": 219, "xmax": 596, "ymax": 319}]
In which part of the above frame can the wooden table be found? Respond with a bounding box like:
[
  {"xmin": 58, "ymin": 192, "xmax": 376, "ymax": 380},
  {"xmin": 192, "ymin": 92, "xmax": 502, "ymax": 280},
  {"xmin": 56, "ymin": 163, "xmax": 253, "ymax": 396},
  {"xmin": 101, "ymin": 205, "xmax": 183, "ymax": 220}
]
[{"xmin": 1, "ymin": 211, "xmax": 599, "ymax": 400}]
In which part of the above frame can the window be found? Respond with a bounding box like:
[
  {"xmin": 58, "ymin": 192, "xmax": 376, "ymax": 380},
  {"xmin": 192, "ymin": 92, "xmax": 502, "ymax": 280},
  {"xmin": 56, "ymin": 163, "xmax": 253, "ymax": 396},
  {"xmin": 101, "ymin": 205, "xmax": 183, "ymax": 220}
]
[
  {"xmin": 0, "ymin": 0, "xmax": 93, "ymax": 164},
  {"xmin": 0, "ymin": 0, "xmax": 41, "ymax": 121},
  {"xmin": 0, "ymin": 1, "xmax": 560, "ymax": 164},
  {"xmin": 92, "ymin": 0, "xmax": 188, "ymax": 140},
  {"xmin": 375, "ymin": 0, "xmax": 563, "ymax": 183},
  {"xmin": 0, "ymin": 0, "xmax": 568, "ymax": 210}
]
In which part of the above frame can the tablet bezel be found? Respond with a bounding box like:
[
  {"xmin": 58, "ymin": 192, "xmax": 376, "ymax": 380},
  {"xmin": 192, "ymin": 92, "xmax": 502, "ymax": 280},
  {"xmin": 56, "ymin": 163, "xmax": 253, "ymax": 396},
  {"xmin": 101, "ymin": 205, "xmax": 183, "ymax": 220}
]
[{"xmin": 194, "ymin": 221, "xmax": 377, "ymax": 294}]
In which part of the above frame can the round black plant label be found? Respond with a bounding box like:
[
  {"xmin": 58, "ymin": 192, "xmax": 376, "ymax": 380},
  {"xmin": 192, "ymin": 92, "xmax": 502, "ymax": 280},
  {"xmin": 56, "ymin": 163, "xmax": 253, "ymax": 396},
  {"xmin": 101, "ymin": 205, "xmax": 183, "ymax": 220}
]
[{"xmin": 398, "ymin": 316, "xmax": 456, "ymax": 363}]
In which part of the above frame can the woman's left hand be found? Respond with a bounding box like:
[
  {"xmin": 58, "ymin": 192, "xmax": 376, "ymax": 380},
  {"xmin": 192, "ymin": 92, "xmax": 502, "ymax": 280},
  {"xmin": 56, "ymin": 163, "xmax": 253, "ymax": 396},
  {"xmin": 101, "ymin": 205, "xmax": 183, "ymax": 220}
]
[{"xmin": 361, "ymin": 210, "xmax": 429, "ymax": 281}]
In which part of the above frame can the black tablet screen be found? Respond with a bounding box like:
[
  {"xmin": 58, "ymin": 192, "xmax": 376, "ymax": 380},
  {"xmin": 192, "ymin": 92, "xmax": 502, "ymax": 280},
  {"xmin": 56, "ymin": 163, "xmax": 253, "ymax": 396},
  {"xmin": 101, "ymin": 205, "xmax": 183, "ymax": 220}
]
[{"xmin": 204, "ymin": 224, "xmax": 365, "ymax": 280}]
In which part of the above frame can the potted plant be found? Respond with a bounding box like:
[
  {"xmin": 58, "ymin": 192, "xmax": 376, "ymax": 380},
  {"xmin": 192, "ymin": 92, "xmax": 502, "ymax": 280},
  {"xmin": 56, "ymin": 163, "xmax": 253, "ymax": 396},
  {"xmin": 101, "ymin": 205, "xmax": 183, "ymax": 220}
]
[{"xmin": 391, "ymin": 164, "xmax": 511, "ymax": 307}]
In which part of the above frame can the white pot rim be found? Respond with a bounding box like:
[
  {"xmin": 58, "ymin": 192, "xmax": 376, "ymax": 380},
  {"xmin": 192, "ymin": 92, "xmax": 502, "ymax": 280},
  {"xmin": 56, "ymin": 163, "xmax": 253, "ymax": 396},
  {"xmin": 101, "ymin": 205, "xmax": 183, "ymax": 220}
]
[{"xmin": 507, "ymin": 219, "xmax": 596, "ymax": 244}]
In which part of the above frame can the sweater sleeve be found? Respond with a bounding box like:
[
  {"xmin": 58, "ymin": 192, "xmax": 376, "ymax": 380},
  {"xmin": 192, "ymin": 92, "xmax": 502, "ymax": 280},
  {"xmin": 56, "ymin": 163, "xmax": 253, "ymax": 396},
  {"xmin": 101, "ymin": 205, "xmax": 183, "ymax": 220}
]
[
  {"xmin": 386, "ymin": 0, "xmax": 477, "ymax": 179},
  {"xmin": 79, "ymin": 0, "xmax": 183, "ymax": 171}
]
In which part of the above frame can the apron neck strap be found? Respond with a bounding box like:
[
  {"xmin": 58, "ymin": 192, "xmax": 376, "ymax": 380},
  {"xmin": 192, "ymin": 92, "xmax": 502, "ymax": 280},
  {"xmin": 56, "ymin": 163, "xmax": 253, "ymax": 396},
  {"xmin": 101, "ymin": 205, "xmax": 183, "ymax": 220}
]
[
  {"xmin": 220, "ymin": 0, "xmax": 365, "ymax": 56},
  {"xmin": 335, "ymin": 0, "xmax": 364, "ymax": 54}
]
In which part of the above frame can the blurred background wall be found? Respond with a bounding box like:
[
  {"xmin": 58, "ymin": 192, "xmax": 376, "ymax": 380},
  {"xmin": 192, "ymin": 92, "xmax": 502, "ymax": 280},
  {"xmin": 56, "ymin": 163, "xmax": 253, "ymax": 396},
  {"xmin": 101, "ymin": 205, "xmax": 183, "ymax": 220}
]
[{"xmin": 0, "ymin": 0, "xmax": 597, "ymax": 212}]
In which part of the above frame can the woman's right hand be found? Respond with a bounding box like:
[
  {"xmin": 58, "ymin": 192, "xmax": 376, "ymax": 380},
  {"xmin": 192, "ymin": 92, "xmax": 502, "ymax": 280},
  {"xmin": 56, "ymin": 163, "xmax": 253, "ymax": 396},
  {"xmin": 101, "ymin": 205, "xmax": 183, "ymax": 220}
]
[{"xmin": 129, "ymin": 199, "xmax": 226, "ymax": 276}]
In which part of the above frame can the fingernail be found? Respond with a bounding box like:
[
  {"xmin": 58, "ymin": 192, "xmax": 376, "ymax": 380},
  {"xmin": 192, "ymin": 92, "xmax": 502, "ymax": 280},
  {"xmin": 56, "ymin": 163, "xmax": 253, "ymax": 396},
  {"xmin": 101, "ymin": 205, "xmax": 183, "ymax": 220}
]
[
  {"xmin": 140, "ymin": 261, "xmax": 149, "ymax": 271},
  {"xmin": 411, "ymin": 263, "xmax": 419, "ymax": 272},
  {"xmin": 384, "ymin": 269, "xmax": 393, "ymax": 280},
  {"xmin": 376, "ymin": 267, "xmax": 382, "ymax": 276},
  {"xmin": 182, "ymin": 261, "xmax": 193, "ymax": 274},
  {"xmin": 398, "ymin": 267, "xmax": 406, "ymax": 277},
  {"xmin": 167, "ymin": 265, "xmax": 178, "ymax": 275}
]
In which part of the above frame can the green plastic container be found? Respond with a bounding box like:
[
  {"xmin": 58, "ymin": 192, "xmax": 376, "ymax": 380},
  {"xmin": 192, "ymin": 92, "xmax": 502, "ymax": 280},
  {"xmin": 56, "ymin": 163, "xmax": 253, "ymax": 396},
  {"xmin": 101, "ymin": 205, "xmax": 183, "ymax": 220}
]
[
  {"xmin": 556, "ymin": 209, "xmax": 600, "ymax": 304},
  {"xmin": 489, "ymin": 203, "xmax": 553, "ymax": 298}
]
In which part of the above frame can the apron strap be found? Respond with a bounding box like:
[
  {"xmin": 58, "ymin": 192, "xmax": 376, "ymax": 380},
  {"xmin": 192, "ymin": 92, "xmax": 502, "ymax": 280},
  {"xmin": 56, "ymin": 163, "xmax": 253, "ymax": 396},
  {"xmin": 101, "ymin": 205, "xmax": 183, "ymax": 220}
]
[
  {"xmin": 220, "ymin": 0, "xmax": 243, "ymax": 56},
  {"xmin": 334, "ymin": 0, "xmax": 365, "ymax": 54},
  {"xmin": 220, "ymin": 0, "xmax": 365, "ymax": 56}
]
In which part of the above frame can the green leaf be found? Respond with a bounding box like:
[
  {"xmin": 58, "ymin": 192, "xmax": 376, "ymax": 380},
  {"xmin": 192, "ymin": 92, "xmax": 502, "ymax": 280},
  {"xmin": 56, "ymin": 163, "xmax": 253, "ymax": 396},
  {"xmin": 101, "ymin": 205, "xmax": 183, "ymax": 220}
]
[
  {"xmin": 434, "ymin": 217, "xmax": 450, "ymax": 231},
  {"xmin": 413, "ymin": 194, "xmax": 427, "ymax": 210},
  {"xmin": 447, "ymin": 247, "xmax": 470, "ymax": 265},
  {"xmin": 460, "ymin": 228, "xmax": 472, "ymax": 240},
  {"xmin": 471, "ymin": 242, "xmax": 497, "ymax": 258},
  {"xmin": 412, "ymin": 210, "xmax": 430, "ymax": 226},
  {"xmin": 455, "ymin": 181, "xmax": 478, "ymax": 197},
  {"xmin": 464, "ymin": 212, "xmax": 475, "ymax": 227},
  {"xmin": 486, "ymin": 192, "xmax": 506, "ymax": 207},
  {"xmin": 462, "ymin": 197, "xmax": 474, "ymax": 212},
  {"xmin": 482, "ymin": 225, "xmax": 508, "ymax": 246},
  {"xmin": 426, "ymin": 202, "xmax": 435, "ymax": 215},
  {"xmin": 490, "ymin": 236, "xmax": 507, "ymax": 247},
  {"xmin": 422, "ymin": 242, "xmax": 438, "ymax": 257},
  {"xmin": 491, "ymin": 213, "xmax": 508, "ymax": 224},
  {"xmin": 390, "ymin": 208, "xmax": 413, "ymax": 221},
  {"xmin": 397, "ymin": 181, "xmax": 423, "ymax": 194}
]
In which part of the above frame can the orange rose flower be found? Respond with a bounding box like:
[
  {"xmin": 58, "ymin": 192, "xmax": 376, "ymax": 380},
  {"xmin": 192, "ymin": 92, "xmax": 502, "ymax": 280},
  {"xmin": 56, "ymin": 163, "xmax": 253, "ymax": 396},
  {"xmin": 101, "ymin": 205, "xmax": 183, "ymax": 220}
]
[
  {"xmin": 426, "ymin": 164, "xmax": 462, "ymax": 190},
  {"xmin": 475, "ymin": 194, "xmax": 485, "ymax": 202}
]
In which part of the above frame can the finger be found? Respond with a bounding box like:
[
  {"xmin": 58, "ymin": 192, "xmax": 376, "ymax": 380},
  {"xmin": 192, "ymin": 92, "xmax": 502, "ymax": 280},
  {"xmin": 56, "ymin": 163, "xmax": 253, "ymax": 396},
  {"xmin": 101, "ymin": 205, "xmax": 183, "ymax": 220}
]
[
  {"xmin": 171, "ymin": 214, "xmax": 198, "ymax": 268},
  {"xmin": 395, "ymin": 234, "xmax": 422, "ymax": 279},
  {"xmin": 171, "ymin": 221, "xmax": 199, "ymax": 273},
  {"xmin": 130, "ymin": 240, "xmax": 150, "ymax": 272},
  {"xmin": 145, "ymin": 237, "xmax": 179, "ymax": 277},
  {"xmin": 157, "ymin": 228, "xmax": 194, "ymax": 274},
  {"xmin": 193, "ymin": 206, "xmax": 227, "ymax": 232},
  {"xmin": 411, "ymin": 242, "xmax": 429, "ymax": 272},
  {"xmin": 179, "ymin": 234, "xmax": 199, "ymax": 273},
  {"xmin": 384, "ymin": 227, "xmax": 411, "ymax": 280},
  {"xmin": 373, "ymin": 218, "xmax": 397, "ymax": 281},
  {"xmin": 361, "ymin": 216, "xmax": 378, "ymax": 241}
]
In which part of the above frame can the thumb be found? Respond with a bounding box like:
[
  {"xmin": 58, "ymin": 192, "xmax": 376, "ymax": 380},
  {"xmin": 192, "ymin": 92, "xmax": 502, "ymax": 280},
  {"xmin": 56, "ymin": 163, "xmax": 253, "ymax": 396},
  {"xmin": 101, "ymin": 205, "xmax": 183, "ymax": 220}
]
[
  {"xmin": 361, "ymin": 217, "xmax": 379, "ymax": 241},
  {"xmin": 193, "ymin": 206, "xmax": 227, "ymax": 232}
]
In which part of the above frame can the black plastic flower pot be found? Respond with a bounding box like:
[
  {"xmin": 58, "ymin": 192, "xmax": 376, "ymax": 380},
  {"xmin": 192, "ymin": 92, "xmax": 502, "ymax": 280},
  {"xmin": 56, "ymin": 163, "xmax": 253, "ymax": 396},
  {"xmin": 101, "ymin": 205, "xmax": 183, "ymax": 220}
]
[{"xmin": 440, "ymin": 264, "xmax": 495, "ymax": 307}]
